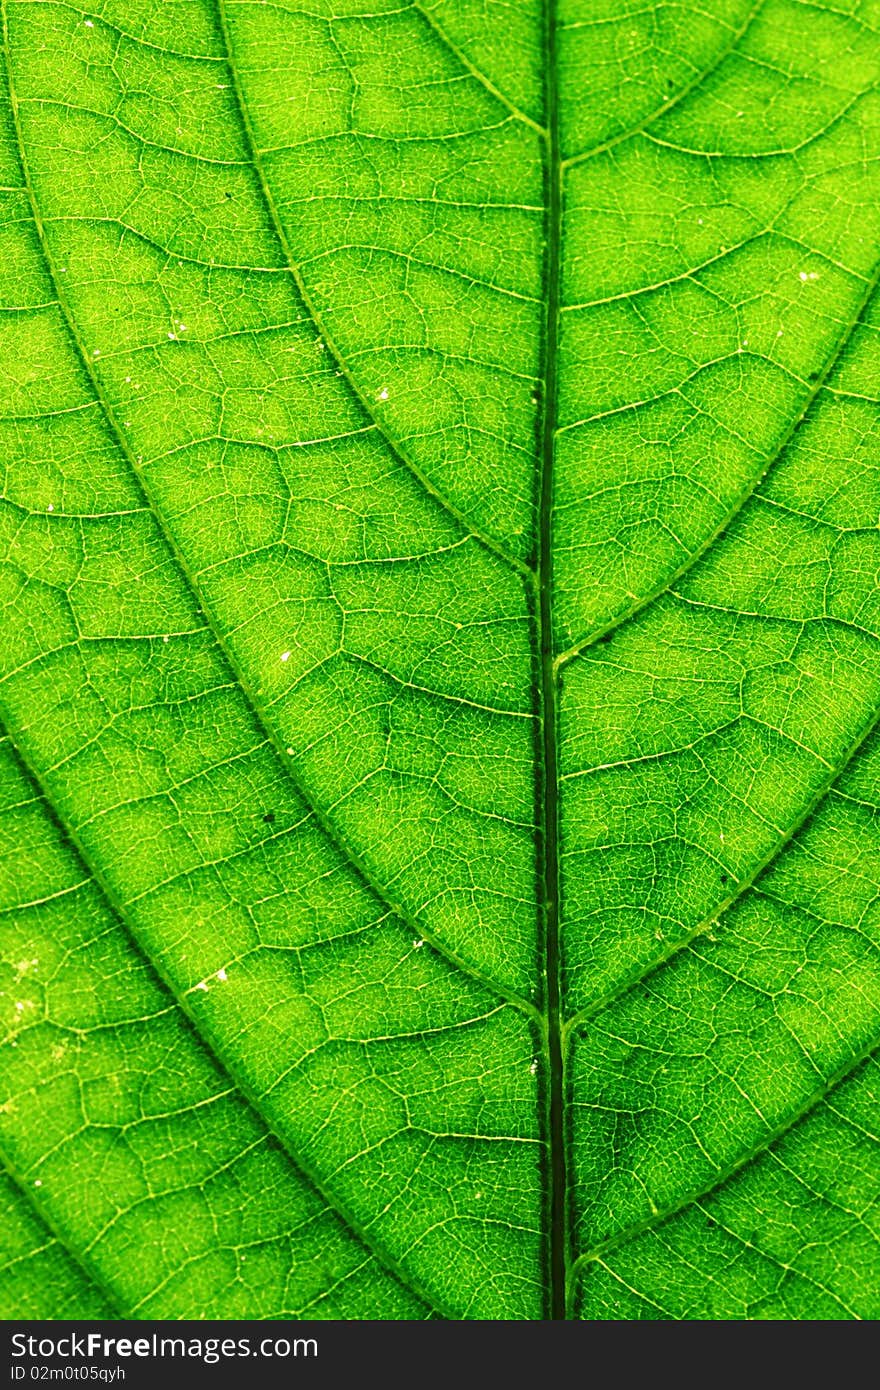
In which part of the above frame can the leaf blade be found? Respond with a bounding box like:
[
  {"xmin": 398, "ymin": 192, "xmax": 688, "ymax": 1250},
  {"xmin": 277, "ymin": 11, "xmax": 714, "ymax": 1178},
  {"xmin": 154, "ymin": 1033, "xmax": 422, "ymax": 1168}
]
[{"xmin": 2, "ymin": 0, "xmax": 880, "ymax": 1320}]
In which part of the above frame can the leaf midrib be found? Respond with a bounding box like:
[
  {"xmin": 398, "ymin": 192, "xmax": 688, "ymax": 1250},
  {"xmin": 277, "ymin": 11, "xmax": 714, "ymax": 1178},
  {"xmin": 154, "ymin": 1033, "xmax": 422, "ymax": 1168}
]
[
  {"xmin": 537, "ymin": 0, "xmax": 566, "ymax": 1322},
  {"xmin": 537, "ymin": 0, "xmax": 776, "ymax": 1321}
]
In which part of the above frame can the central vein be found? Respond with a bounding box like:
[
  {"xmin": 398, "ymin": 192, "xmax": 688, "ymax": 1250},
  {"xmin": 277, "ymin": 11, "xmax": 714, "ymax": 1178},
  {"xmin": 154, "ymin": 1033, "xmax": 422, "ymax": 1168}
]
[{"xmin": 538, "ymin": 0, "xmax": 567, "ymax": 1323}]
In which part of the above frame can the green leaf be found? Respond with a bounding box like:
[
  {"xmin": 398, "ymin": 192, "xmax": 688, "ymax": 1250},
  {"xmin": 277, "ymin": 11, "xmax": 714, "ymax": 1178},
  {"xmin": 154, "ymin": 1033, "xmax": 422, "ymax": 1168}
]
[{"xmin": 2, "ymin": 0, "xmax": 880, "ymax": 1321}]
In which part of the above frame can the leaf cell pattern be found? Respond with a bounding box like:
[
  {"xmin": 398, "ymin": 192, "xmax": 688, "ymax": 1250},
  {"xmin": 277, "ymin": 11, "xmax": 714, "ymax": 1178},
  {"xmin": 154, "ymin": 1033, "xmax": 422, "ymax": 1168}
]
[{"xmin": 2, "ymin": 0, "xmax": 880, "ymax": 1320}]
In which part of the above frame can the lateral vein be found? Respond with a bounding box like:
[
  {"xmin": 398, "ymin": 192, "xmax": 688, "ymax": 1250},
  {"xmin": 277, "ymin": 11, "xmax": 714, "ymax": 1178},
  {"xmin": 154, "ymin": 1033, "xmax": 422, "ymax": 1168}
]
[
  {"xmin": 213, "ymin": 0, "xmax": 533, "ymax": 580},
  {"xmin": 555, "ymin": 265, "xmax": 880, "ymax": 671},
  {"xmin": 572, "ymin": 1032, "xmax": 880, "ymax": 1278},
  {"xmin": 0, "ymin": 10, "xmax": 535, "ymax": 1024},
  {"xmin": 0, "ymin": 715, "xmax": 444, "ymax": 1319},
  {"xmin": 566, "ymin": 682, "xmax": 880, "ymax": 1036}
]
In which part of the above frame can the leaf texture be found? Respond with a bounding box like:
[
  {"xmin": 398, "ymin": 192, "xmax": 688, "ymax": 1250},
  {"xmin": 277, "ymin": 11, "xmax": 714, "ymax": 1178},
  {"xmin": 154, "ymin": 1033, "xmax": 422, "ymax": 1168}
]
[{"xmin": 2, "ymin": 0, "xmax": 880, "ymax": 1320}]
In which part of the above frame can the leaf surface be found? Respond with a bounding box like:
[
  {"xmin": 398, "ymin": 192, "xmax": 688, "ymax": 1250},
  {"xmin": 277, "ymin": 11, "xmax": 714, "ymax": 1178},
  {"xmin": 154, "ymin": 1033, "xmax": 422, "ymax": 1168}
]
[{"xmin": 2, "ymin": 0, "xmax": 880, "ymax": 1320}]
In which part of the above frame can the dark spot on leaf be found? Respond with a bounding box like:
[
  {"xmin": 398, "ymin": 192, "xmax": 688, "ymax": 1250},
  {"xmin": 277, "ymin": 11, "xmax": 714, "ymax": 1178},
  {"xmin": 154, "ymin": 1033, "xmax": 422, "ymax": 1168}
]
[
  {"xmin": 263, "ymin": 812, "xmax": 276, "ymax": 824},
  {"xmin": 808, "ymin": 370, "xmax": 820, "ymax": 382},
  {"xmin": 720, "ymin": 874, "xmax": 728, "ymax": 885}
]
